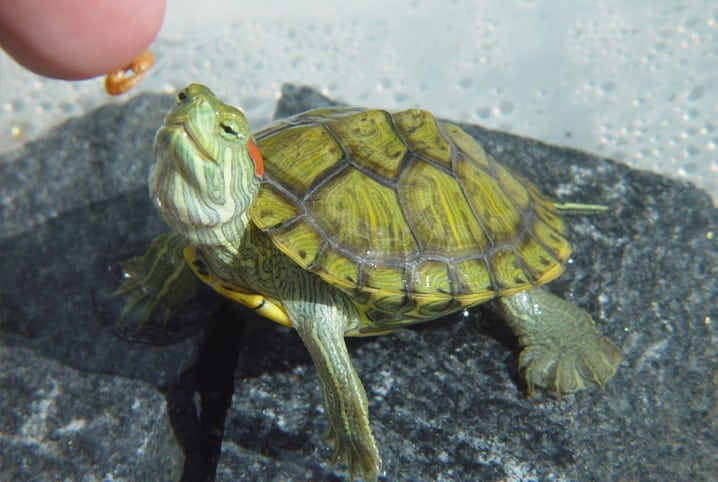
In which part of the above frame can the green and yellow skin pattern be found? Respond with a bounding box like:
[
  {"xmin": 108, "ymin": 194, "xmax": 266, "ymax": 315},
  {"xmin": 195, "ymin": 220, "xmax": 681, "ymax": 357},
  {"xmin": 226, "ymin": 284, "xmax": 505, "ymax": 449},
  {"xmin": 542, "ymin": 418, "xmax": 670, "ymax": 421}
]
[{"xmin": 123, "ymin": 84, "xmax": 621, "ymax": 481}]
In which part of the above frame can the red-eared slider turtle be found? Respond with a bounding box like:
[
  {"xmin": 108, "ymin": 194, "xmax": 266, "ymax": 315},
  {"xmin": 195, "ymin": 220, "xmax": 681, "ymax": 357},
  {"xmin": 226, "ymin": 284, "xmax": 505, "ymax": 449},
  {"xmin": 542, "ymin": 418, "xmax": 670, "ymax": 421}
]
[{"xmin": 122, "ymin": 84, "xmax": 621, "ymax": 481}]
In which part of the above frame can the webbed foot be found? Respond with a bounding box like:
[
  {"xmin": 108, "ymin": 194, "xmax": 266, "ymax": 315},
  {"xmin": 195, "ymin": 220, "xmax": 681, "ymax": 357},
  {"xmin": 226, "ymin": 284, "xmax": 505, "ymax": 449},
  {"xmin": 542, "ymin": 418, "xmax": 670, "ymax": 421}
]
[
  {"xmin": 517, "ymin": 327, "xmax": 622, "ymax": 395},
  {"xmin": 115, "ymin": 232, "xmax": 197, "ymax": 325},
  {"xmin": 494, "ymin": 287, "xmax": 621, "ymax": 396}
]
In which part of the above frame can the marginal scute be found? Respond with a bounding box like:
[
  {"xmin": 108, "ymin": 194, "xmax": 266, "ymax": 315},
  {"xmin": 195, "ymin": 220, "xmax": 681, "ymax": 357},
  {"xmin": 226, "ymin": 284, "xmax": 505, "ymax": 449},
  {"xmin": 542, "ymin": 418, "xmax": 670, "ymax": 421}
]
[
  {"xmin": 452, "ymin": 258, "xmax": 494, "ymax": 295},
  {"xmin": 493, "ymin": 163, "xmax": 531, "ymax": 211},
  {"xmin": 271, "ymin": 219, "xmax": 324, "ymax": 269},
  {"xmin": 515, "ymin": 232, "xmax": 564, "ymax": 281},
  {"xmin": 490, "ymin": 248, "xmax": 531, "ymax": 291},
  {"xmin": 410, "ymin": 260, "xmax": 452, "ymax": 294},
  {"xmin": 455, "ymin": 156, "xmax": 523, "ymax": 245},
  {"xmin": 531, "ymin": 217, "xmax": 572, "ymax": 263},
  {"xmin": 250, "ymin": 185, "xmax": 302, "ymax": 230},
  {"xmin": 441, "ymin": 123, "xmax": 490, "ymax": 170},
  {"xmin": 532, "ymin": 195, "xmax": 566, "ymax": 235},
  {"xmin": 362, "ymin": 263, "xmax": 406, "ymax": 292},
  {"xmin": 314, "ymin": 246, "xmax": 359, "ymax": 290}
]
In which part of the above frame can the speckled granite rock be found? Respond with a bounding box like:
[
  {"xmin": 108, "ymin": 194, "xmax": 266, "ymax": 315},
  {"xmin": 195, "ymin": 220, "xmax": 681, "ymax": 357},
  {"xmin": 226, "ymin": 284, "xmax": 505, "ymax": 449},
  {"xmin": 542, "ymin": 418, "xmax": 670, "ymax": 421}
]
[
  {"xmin": 0, "ymin": 343, "xmax": 183, "ymax": 481},
  {"xmin": 0, "ymin": 93, "xmax": 171, "ymax": 238},
  {"xmin": 1, "ymin": 85, "xmax": 716, "ymax": 482}
]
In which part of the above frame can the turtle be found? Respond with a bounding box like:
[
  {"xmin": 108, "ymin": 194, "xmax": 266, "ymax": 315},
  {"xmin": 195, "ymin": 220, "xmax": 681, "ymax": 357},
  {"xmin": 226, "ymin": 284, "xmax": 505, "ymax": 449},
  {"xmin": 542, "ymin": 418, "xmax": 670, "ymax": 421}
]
[{"xmin": 119, "ymin": 83, "xmax": 622, "ymax": 481}]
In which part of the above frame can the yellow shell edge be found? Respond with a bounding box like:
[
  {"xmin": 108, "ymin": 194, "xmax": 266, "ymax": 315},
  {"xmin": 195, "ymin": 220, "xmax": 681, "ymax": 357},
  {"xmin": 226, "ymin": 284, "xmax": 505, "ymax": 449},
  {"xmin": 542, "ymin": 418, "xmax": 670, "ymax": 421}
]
[{"xmin": 183, "ymin": 246, "xmax": 293, "ymax": 328}]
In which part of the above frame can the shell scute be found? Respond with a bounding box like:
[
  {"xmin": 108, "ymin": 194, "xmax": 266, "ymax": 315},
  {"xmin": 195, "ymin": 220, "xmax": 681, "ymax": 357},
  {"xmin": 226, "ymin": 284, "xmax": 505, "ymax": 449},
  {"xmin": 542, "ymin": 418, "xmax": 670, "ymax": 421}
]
[
  {"xmin": 314, "ymin": 246, "xmax": 359, "ymax": 290},
  {"xmin": 257, "ymin": 124, "xmax": 344, "ymax": 197},
  {"xmin": 453, "ymin": 155, "xmax": 523, "ymax": 246},
  {"xmin": 398, "ymin": 159, "xmax": 489, "ymax": 257},
  {"xmin": 393, "ymin": 109, "xmax": 452, "ymax": 169},
  {"xmin": 410, "ymin": 260, "xmax": 453, "ymax": 295},
  {"xmin": 251, "ymin": 184, "xmax": 302, "ymax": 231},
  {"xmin": 328, "ymin": 110, "xmax": 408, "ymax": 180},
  {"xmin": 308, "ymin": 168, "xmax": 417, "ymax": 261}
]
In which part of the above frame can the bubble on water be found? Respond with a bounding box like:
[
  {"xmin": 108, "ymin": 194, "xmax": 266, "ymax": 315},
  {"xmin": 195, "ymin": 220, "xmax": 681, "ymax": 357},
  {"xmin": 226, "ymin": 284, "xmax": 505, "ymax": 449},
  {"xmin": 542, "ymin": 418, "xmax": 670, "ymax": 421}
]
[
  {"xmin": 498, "ymin": 100, "xmax": 514, "ymax": 115},
  {"xmin": 475, "ymin": 106, "xmax": 492, "ymax": 120}
]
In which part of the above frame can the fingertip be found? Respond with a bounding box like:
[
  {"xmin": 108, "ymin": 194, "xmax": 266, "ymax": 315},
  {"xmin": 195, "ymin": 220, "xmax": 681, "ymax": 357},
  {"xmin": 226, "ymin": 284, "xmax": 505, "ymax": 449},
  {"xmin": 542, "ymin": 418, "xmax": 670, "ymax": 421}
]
[{"xmin": 0, "ymin": 0, "xmax": 166, "ymax": 80}]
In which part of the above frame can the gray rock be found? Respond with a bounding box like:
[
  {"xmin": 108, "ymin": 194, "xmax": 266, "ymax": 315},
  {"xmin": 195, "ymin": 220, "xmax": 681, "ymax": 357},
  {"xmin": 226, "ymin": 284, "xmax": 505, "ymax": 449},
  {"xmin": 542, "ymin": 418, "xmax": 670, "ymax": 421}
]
[
  {"xmin": 1, "ymin": 84, "xmax": 716, "ymax": 481},
  {"xmin": 0, "ymin": 93, "xmax": 171, "ymax": 238},
  {"xmin": 0, "ymin": 343, "xmax": 183, "ymax": 481}
]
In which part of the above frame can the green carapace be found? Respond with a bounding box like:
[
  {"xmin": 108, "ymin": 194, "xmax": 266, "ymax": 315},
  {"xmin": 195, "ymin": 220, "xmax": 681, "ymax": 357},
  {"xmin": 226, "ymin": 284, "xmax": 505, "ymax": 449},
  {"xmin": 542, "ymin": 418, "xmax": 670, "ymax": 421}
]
[{"xmin": 121, "ymin": 84, "xmax": 621, "ymax": 481}]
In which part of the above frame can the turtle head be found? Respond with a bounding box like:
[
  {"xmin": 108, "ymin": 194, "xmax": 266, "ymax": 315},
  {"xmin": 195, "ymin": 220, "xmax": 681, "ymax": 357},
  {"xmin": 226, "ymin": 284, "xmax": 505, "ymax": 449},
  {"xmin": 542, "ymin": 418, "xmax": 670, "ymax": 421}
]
[{"xmin": 150, "ymin": 84, "xmax": 264, "ymax": 247}]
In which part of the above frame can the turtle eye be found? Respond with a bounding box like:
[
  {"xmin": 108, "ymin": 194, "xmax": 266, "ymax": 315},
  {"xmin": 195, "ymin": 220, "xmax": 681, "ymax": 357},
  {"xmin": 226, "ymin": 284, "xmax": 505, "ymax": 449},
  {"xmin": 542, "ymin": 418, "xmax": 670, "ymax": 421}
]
[{"xmin": 218, "ymin": 119, "xmax": 245, "ymax": 141}]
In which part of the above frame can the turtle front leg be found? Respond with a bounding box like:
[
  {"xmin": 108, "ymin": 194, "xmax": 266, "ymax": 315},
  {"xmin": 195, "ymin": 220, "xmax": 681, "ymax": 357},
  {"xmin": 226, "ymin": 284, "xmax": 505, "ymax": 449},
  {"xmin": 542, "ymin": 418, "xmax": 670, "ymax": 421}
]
[
  {"xmin": 116, "ymin": 232, "xmax": 198, "ymax": 324},
  {"xmin": 493, "ymin": 287, "xmax": 622, "ymax": 396},
  {"xmin": 283, "ymin": 291, "xmax": 381, "ymax": 481}
]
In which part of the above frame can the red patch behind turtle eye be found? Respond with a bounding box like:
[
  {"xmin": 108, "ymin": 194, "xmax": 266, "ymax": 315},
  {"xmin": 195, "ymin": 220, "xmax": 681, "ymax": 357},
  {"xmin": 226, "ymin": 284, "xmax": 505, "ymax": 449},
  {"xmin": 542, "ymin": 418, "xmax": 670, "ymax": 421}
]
[{"xmin": 247, "ymin": 138, "xmax": 264, "ymax": 177}]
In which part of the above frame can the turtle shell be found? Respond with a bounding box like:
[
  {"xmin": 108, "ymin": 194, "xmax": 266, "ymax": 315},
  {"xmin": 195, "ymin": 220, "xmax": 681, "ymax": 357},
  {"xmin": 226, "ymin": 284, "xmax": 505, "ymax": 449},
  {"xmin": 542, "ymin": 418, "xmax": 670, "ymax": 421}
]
[{"xmin": 249, "ymin": 107, "xmax": 571, "ymax": 328}]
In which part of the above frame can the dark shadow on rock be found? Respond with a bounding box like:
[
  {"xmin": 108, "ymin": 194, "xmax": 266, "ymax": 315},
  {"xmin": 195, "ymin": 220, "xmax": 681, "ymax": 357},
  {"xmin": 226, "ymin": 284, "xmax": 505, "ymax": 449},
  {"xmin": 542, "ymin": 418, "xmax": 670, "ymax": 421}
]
[
  {"xmin": 164, "ymin": 304, "xmax": 245, "ymax": 482},
  {"xmin": 0, "ymin": 185, "xmax": 202, "ymax": 386}
]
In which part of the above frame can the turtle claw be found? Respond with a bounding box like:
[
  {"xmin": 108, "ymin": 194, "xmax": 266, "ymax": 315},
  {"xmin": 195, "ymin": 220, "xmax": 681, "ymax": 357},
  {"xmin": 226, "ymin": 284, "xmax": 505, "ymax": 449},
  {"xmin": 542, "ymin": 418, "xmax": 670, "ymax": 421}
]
[
  {"xmin": 323, "ymin": 426, "xmax": 382, "ymax": 482},
  {"xmin": 519, "ymin": 332, "xmax": 622, "ymax": 396}
]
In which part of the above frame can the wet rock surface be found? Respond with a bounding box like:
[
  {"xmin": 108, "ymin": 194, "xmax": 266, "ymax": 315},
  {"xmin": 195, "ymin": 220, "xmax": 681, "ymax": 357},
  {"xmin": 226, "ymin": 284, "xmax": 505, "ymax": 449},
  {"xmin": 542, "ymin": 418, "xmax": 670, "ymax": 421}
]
[{"xmin": 1, "ymin": 85, "xmax": 716, "ymax": 481}]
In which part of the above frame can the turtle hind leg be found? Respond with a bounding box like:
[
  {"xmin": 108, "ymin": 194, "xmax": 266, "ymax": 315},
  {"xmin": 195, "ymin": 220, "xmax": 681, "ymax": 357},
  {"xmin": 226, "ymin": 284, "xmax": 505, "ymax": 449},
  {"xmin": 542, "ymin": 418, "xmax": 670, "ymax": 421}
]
[
  {"xmin": 281, "ymin": 277, "xmax": 381, "ymax": 481},
  {"xmin": 115, "ymin": 232, "xmax": 198, "ymax": 326},
  {"xmin": 493, "ymin": 287, "xmax": 622, "ymax": 396}
]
